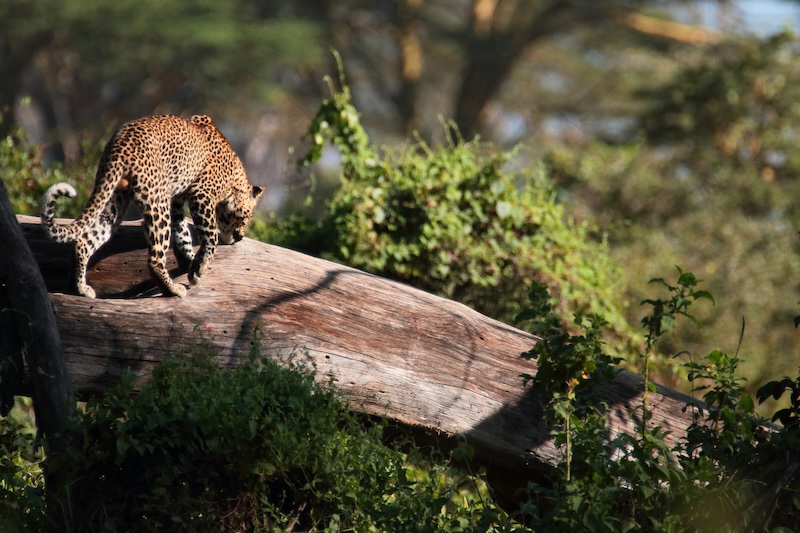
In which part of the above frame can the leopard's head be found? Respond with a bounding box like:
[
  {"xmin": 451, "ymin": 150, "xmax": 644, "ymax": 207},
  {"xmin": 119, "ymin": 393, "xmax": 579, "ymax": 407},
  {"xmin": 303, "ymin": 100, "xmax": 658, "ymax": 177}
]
[{"xmin": 218, "ymin": 185, "xmax": 265, "ymax": 244}]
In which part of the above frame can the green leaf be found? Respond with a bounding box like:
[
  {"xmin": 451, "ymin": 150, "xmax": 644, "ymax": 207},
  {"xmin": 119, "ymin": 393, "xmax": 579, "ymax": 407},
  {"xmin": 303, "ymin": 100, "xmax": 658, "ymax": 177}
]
[
  {"xmin": 659, "ymin": 315, "xmax": 676, "ymax": 334},
  {"xmin": 738, "ymin": 394, "xmax": 754, "ymax": 414},
  {"xmin": 638, "ymin": 484, "xmax": 656, "ymax": 499},
  {"xmin": 677, "ymin": 270, "xmax": 698, "ymax": 288},
  {"xmin": 496, "ymin": 200, "xmax": 512, "ymax": 219},
  {"xmin": 452, "ymin": 443, "xmax": 475, "ymax": 462},
  {"xmin": 116, "ymin": 438, "xmax": 130, "ymax": 456},
  {"xmin": 757, "ymin": 378, "xmax": 795, "ymax": 403},
  {"xmin": 691, "ymin": 290, "xmax": 715, "ymax": 305}
]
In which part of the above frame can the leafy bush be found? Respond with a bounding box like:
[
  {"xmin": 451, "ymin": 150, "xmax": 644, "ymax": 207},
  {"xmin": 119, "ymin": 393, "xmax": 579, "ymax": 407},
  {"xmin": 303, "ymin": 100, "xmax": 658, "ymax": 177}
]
[
  {"xmin": 0, "ymin": 125, "xmax": 95, "ymax": 217},
  {"xmin": 26, "ymin": 348, "xmax": 508, "ymax": 532},
  {"xmin": 0, "ymin": 398, "xmax": 45, "ymax": 533},
  {"xmin": 253, "ymin": 78, "xmax": 641, "ymax": 358},
  {"xmin": 514, "ymin": 270, "xmax": 800, "ymax": 531}
]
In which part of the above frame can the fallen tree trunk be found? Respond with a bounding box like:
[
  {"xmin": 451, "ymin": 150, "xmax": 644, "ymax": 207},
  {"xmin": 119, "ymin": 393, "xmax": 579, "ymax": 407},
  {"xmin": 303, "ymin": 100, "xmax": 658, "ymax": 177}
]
[{"xmin": 16, "ymin": 214, "xmax": 700, "ymax": 501}]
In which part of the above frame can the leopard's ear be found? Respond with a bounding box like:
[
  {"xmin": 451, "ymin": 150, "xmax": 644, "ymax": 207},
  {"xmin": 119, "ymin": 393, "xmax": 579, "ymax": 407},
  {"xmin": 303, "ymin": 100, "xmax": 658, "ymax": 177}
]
[
  {"xmin": 252, "ymin": 186, "xmax": 265, "ymax": 200},
  {"xmin": 190, "ymin": 115, "xmax": 214, "ymax": 126}
]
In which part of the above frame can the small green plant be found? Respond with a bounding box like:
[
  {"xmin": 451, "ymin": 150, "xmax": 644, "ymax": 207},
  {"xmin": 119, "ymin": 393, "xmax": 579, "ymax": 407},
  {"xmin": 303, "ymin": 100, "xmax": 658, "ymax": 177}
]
[
  {"xmin": 684, "ymin": 348, "xmax": 757, "ymax": 456},
  {"xmin": 516, "ymin": 280, "xmax": 635, "ymax": 531},
  {"xmin": 640, "ymin": 267, "xmax": 714, "ymax": 433},
  {"xmin": 516, "ymin": 281, "xmax": 620, "ymax": 482}
]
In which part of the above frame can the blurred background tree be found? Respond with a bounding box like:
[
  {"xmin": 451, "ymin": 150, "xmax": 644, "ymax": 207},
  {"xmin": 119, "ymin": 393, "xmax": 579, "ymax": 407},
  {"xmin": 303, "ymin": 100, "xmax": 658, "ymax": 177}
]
[
  {"xmin": 5, "ymin": 0, "xmax": 800, "ymax": 399},
  {"xmin": 1, "ymin": 1, "xmax": 724, "ymax": 159},
  {"xmin": 0, "ymin": 0, "xmax": 322, "ymax": 163},
  {"xmin": 546, "ymin": 30, "xmax": 800, "ymax": 389}
]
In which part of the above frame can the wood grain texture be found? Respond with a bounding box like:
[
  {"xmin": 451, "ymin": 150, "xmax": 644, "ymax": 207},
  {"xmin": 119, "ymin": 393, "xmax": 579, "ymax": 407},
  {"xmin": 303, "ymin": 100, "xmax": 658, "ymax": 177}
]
[{"xmin": 17, "ymin": 214, "xmax": 700, "ymax": 492}]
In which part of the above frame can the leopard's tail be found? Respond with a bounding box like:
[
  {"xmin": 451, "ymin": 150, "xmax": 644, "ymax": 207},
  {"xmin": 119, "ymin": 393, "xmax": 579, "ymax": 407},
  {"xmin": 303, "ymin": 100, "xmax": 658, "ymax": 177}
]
[
  {"xmin": 41, "ymin": 183, "xmax": 83, "ymax": 242},
  {"xmin": 41, "ymin": 149, "xmax": 128, "ymax": 242}
]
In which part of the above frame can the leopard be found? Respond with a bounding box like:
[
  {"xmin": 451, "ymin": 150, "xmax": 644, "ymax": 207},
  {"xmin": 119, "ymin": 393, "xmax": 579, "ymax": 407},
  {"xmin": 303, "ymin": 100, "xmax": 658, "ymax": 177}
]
[{"xmin": 41, "ymin": 114, "xmax": 264, "ymax": 298}]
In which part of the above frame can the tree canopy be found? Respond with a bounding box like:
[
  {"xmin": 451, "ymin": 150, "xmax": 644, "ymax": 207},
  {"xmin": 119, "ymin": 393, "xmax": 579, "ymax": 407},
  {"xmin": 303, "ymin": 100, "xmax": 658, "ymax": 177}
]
[{"xmin": 2, "ymin": 1, "xmax": 728, "ymax": 156}]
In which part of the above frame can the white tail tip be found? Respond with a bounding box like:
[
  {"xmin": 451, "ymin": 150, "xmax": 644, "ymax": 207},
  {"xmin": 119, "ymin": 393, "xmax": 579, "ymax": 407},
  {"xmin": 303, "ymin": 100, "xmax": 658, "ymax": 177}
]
[{"xmin": 46, "ymin": 183, "xmax": 78, "ymax": 199}]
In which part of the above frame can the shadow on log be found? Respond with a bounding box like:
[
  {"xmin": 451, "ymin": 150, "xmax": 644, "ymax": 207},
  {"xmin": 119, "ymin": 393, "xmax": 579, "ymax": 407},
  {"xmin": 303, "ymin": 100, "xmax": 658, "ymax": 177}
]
[{"xmin": 17, "ymin": 214, "xmax": 700, "ymax": 504}]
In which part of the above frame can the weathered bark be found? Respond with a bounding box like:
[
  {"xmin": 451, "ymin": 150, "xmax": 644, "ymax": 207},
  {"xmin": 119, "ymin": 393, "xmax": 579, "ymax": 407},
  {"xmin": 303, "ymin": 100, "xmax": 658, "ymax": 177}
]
[
  {"xmin": 0, "ymin": 199, "xmax": 74, "ymax": 458},
  {"xmin": 17, "ymin": 214, "xmax": 700, "ymax": 498}
]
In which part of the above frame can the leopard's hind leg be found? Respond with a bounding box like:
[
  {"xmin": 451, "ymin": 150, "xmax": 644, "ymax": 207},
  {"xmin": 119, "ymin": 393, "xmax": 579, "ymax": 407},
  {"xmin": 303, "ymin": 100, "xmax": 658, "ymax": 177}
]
[
  {"xmin": 73, "ymin": 193, "xmax": 129, "ymax": 298},
  {"xmin": 170, "ymin": 200, "xmax": 195, "ymax": 272}
]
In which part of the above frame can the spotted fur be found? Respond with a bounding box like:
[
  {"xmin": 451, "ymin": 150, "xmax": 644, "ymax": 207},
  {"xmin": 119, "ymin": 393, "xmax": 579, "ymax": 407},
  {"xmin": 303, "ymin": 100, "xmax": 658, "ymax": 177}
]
[{"xmin": 41, "ymin": 114, "xmax": 264, "ymax": 298}]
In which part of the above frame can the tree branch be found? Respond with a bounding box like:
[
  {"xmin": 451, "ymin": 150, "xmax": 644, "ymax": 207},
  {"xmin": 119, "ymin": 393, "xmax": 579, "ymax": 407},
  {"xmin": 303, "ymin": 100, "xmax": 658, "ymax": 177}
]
[{"xmin": 615, "ymin": 11, "xmax": 722, "ymax": 45}]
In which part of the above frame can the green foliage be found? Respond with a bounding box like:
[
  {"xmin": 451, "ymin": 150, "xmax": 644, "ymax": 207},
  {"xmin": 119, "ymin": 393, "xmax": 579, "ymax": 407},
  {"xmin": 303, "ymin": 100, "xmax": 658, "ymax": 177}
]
[
  {"xmin": 641, "ymin": 268, "xmax": 715, "ymax": 345},
  {"xmin": 517, "ymin": 282, "xmax": 620, "ymax": 391},
  {"xmin": 0, "ymin": 127, "xmax": 94, "ymax": 217},
  {"xmin": 684, "ymin": 348, "xmax": 757, "ymax": 459},
  {"xmin": 256, "ymin": 77, "xmax": 641, "ymax": 358},
  {"xmin": 759, "ymin": 375, "xmax": 800, "ymax": 428},
  {"xmin": 516, "ymin": 281, "xmax": 620, "ymax": 483},
  {"xmin": 544, "ymin": 32, "xmax": 800, "ymax": 394},
  {"xmin": 0, "ymin": 399, "xmax": 45, "ymax": 533},
  {"xmin": 639, "ymin": 268, "xmax": 714, "ymax": 431},
  {"xmin": 640, "ymin": 32, "xmax": 800, "ymax": 176},
  {"xmin": 515, "ymin": 270, "xmax": 800, "ymax": 531},
  {"xmin": 0, "ymin": 347, "xmax": 507, "ymax": 532},
  {"xmin": 61, "ymin": 0, "xmax": 320, "ymax": 107},
  {"xmin": 247, "ymin": 211, "xmax": 332, "ymax": 257},
  {"xmin": 0, "ymin": 0, "xmax": 323, "ymax": 131}
]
